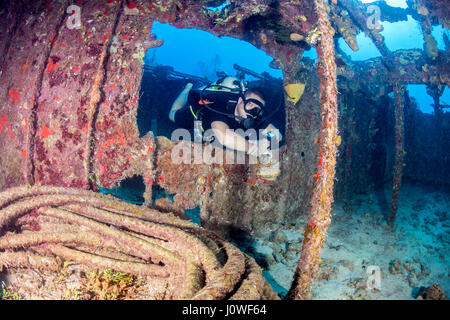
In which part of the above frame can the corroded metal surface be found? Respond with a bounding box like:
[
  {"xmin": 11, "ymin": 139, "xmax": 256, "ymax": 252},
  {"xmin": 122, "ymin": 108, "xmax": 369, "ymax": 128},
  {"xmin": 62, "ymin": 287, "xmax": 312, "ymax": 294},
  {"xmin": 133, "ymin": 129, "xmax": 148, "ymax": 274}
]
[
  {"xmin": 0, "ymin": 0, "xmax": 324, "ymax": 237},
  {"xmin": 387, "ymin": 82, "xmax": 405, "ymax": 227},
  {"xmin": 288, "ymin": 0, "xmax": 339, "ymax": 300},
  {"xmin": 0, "ymin": 1, "xmax": 449, "ymax": 288}
]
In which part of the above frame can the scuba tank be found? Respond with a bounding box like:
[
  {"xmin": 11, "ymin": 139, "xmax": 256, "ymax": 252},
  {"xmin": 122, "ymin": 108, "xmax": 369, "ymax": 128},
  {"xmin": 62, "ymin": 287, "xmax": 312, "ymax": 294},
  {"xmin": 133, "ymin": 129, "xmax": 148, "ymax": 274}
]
[{"xmin": 214, "ymin": 76, "xmax": 245, "ymax": 92}]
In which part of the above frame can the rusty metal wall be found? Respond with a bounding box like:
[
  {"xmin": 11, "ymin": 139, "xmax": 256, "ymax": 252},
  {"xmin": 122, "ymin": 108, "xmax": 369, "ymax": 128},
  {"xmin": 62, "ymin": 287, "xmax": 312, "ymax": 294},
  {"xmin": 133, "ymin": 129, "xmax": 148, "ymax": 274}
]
[
  {"xmin": 0, "ymin": 0, "xmax": 321, "ymax": 237},
  {"xmin": 2, "ymin": 0, "xmax": 447, "ymax": 238}
]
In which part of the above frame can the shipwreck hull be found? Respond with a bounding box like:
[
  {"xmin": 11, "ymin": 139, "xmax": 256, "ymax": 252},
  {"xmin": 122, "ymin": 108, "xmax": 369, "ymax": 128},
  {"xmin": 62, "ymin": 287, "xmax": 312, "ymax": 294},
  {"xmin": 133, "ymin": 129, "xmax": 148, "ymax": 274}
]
[{"xmin": 0, "ymin": 0, "xmax": 448, "ymax": 244}]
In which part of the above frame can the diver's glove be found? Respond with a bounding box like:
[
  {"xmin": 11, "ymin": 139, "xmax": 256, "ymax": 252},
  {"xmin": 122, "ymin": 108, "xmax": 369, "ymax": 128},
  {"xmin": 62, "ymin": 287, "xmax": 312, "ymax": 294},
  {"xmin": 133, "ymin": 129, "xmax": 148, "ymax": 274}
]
[
  {"xmin": 248, "ymin": 141, "xmax": 280, "ymax": 181},
  {"xmin": 255, "ymin": 145, "xmax": 281, "ymax": 181},
  {"xmin": 247, "ymin": 140, "xmax": 271, "ymax": 159},
  {"xmin": 256, "ymin": 160, "xmax": 281, "ymax": 181}
]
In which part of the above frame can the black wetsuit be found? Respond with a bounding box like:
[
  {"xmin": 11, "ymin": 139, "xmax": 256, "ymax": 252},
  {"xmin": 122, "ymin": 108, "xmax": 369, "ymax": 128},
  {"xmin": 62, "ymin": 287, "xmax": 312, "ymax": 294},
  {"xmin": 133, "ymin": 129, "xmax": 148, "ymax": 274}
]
[
  {"xmin": 174, "ymin": 87, "xmax": 243, "ymax": 131},
  {"xmin": 174, "ymin": 87, "xmax": 270, "ymax": 132}
]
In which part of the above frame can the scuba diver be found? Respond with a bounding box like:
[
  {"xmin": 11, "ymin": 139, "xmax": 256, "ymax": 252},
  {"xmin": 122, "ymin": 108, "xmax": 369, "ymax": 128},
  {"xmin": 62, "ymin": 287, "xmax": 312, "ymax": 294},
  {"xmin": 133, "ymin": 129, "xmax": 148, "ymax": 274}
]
[{"xmin": 168, "ymin": 76, "xmax": 282, "ymax": 159}]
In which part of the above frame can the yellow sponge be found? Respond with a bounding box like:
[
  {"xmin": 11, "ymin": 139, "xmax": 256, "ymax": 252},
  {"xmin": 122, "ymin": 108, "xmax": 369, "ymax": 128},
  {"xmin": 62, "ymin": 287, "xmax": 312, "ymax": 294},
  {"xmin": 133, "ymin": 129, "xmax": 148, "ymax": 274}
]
[{"xmin": 284, "ymin": 83, "xmax": 305, "ymax": 104}]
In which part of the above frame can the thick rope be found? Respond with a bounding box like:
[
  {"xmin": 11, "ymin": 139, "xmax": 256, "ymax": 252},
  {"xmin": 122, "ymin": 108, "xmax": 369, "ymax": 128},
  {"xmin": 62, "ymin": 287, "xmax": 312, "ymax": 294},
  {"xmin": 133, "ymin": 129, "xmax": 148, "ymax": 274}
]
[{"xmin": 0, "ymin": 185, "xmax": 278, "ymax": 300}]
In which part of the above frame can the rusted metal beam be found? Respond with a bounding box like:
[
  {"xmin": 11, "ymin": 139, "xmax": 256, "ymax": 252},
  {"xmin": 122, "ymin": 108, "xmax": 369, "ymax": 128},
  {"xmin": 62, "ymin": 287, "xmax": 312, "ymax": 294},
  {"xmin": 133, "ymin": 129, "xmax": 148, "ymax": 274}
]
[
  {"xmin": 387, "ymin": 82, "xmax": 405, "ymax": 228},
  {"xmin": 288, "ymin": 0, "xmax": 339, "ymax": 300},
  {"xmin": 345, "ymin": 49, "xmax": 450, "ymax": 87},
  {"xmin": 339, "ymin": 0, "xmax": 394, "ymax": 70}
]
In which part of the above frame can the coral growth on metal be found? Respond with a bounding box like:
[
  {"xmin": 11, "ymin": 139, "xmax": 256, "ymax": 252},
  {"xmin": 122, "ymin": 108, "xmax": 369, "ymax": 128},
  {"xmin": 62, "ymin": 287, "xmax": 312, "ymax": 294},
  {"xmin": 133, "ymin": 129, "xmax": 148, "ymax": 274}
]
[
  {"xmin": 0, "ymin": 0, "xmax": 449, "ymax": 284},
  {"xmin": 0, "ymin": 0, "xmax": 321, "ymax": 237},
  {"xmin": 0, "ymin": 185, "xmax": 279, "ymax": 300},
  {"xmin": 387, "ymin": 82, "xmax": 405, "ymax": 227},
  {"xmin": 288, "ymin": 0, "xmax": 339, "ymax": 300},
  {"xmin": 0, "ymin": 0, "xmax": 449, "ymax": 235}
]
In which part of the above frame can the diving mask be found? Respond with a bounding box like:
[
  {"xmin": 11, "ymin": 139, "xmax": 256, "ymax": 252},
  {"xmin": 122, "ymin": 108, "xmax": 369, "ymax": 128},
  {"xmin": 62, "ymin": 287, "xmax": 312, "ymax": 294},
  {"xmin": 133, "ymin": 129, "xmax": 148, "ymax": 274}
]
[{"xmin": 243, "ymin": 98, "xmax": 264, "ymax": 119}]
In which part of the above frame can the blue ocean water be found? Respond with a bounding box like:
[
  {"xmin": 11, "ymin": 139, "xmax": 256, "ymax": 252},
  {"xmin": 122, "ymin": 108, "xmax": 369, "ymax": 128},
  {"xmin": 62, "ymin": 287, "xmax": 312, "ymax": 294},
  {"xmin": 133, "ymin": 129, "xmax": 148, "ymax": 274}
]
[
  {"xmin": 148, "ymin": 15, "xmax": 449, "ymax": 115},
  {"xmin": 145, "ymin": 21, "xmax": 283, "ymax": 80}
]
